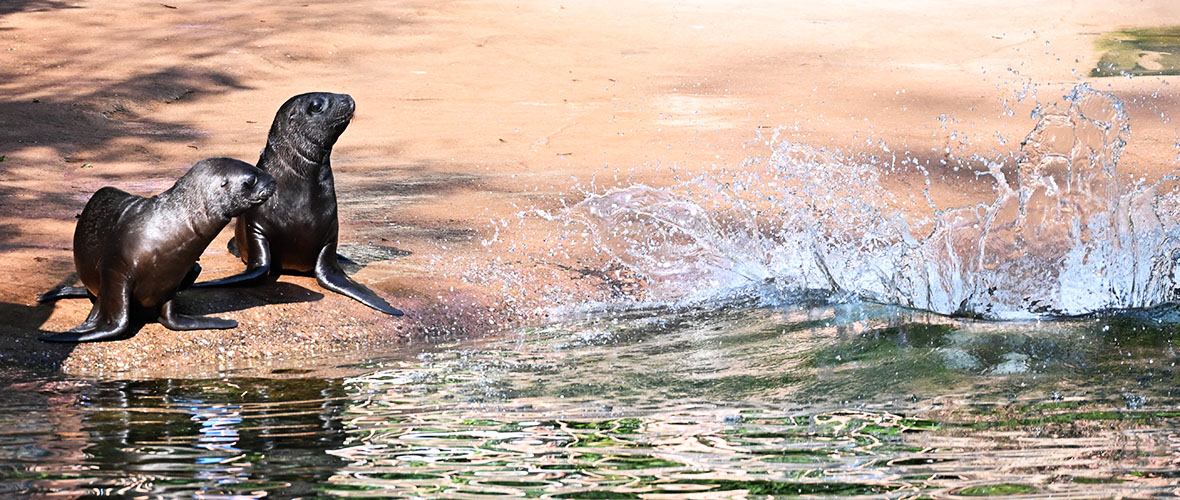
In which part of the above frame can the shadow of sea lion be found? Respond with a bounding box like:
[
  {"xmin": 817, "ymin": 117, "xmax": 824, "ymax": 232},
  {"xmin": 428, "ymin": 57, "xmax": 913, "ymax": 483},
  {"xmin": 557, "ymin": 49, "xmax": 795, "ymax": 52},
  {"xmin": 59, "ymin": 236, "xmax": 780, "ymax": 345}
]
[
  {"xmin": 27, "ymin": 278, "xmax": 322, "ymax": 344},
  {"xmin": 226, "ymin": 239, "xmax": 411, "ymax": 275},
  {"xmin": 336, "ymin": 244, "xmax": 412, "ymax": 274},
  {"xmin": 169, "ymin": 281, "xmax": 324, "ymax": 317},
  {"xmin": 0, "ymin": 277, "xmax": 82, "ymax": 370}
]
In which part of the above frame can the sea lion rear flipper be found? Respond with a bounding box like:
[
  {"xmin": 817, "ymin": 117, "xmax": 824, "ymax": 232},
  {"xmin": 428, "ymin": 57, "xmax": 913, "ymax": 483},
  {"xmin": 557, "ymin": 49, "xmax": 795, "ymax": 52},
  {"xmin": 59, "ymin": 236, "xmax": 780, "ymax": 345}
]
[
  {"xmin": 39, "ymin": 274, "xmax": 132, "ymax": 343},
  {"xmin": 157, "ymin": 300, "xmax": 237, "ymax": 330},
  {"xmin": 37, "ymin": 286, "xmax": 93, "ymax": 303},
  {"xmin": 315, "ymin": 245, "xmax": 404, "ymax": 316}
]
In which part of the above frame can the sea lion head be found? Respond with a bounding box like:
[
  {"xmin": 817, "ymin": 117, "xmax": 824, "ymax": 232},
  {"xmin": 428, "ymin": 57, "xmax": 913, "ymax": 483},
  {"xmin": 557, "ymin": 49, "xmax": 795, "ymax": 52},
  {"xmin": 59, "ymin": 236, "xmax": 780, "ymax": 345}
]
[
  {"xmin": 272, "ymin": 92, "xmax": 356, "ymax": 153},
  {"xmin": 187, "ymin": 157, "xmax": 277, "ymax": 218}
]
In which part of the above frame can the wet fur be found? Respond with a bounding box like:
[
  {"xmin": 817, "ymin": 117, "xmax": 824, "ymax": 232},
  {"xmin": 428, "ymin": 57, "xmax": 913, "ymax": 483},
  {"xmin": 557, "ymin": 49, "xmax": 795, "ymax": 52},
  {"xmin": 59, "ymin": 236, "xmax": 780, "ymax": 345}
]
[
  {"xmin": 194, "ymin": 92, "xmax": 403, "ymax": 316},
  {"xmin": 39, "ymin": 158, "xmax": 276, "ymax": 342}
]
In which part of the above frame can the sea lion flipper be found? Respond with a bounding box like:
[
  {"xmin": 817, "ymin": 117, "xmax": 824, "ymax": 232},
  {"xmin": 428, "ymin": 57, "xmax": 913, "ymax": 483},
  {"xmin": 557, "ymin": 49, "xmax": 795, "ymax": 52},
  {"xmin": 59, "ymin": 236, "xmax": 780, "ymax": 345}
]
[
  {"xmin": 157, "ymin": 300, "xmax": 238, "ymax": 331},
  {"xmin": 180, "ymin": 263, "xmax": 202, "ymax": 289},
  {"xmin": 194, "ymin": 234, "xmax": 272, "ymax": 288},
  {"xmin": 315, "ymin": 245, "xmax": 404, "ymax": 316},
  {"xmin": 192, "ymin": 265, "xmax": 270, "ymax": 288},
  {"xmin": 226, "ymin": 237, "xmax": 241, "ymax": 259},
  {"xmin": 161, "ymin": 265, "xmax": 238, "ymax": 329},
  {"xmin": 40, "ymin": 275, "xmax": 132, "ymax": 343},
  {"xmin": 36, "ymin": 285, "xmax": 93, "ymax": 303}
]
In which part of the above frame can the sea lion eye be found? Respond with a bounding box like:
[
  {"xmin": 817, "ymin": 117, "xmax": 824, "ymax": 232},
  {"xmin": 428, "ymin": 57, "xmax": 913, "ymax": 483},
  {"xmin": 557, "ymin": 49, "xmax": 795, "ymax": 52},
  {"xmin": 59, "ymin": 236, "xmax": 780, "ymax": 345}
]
[{"xmin": 307, "ymin": 98, "xmax": 326, "ymax": 115}]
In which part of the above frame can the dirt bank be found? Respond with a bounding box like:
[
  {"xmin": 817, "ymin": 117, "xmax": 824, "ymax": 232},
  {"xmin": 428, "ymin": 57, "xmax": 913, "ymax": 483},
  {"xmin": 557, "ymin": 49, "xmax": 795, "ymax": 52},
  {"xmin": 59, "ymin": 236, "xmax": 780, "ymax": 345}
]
[{"xmin": 1, "ymin": 0, "xmax": 1178, "ymax": 378}]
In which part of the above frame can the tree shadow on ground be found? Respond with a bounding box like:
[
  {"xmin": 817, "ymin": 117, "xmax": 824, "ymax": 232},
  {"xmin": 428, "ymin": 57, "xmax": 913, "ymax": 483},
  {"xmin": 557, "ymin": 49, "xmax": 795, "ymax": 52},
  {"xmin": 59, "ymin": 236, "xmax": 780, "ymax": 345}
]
[
  {"xmin": 0, "ymin": 67, "xmax": 250, "ymax": 164},
  {"xmin": 0, "ymin": 65, "xmax": 253, "ymax": 253},
  {"xmin": 0, "ymin": 0, "xmax": 79, "ymax": 16}
]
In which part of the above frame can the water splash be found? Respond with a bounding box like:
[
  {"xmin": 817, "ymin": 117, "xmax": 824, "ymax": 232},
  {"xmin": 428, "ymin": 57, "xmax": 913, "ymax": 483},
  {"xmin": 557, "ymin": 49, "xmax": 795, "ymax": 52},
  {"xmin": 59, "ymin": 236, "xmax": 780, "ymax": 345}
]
[{"xmin": 566, "ymin": 84, "xmax": 1180, "ymax": 319}]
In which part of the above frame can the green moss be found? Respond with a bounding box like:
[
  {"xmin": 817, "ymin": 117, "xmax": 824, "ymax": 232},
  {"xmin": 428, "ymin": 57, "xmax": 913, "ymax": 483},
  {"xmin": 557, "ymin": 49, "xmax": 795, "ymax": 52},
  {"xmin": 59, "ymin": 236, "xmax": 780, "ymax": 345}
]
[
  {"xmin": 1024, "ymin": 401, "xmax": 1082, "ymax": 412},
  {"xmin": 1091, "ymin": 26, "xmax": 1180, "ymax": 77},
  {"xmin": 1068, "ymin": 476, "xmax": 1126, "ymax": 484},
  {"xmin": 461, "ymin": 419, "xmax": 505, "ymax": 426},
  {"xmin": 481, "ymin": 480, "xmax": 551, "ymax": 487},
  {"xmin": 808, "ymin": 323, "xmax": 956, "ymax": 367},
  {"xmin": 598, "ymin": 456, "xmax": 684, "ymax": 469},
  {"xmin": 552, "ymin": 492, "xmax": 641, "ymax": 499},
  {"xmin": 760, "ymin": 450, "xmax": 833, "ymax": 463},
  {"xmin": 314, "ymin": 484, "xmax": 385, "ymax": 491},
  {"xmin": 363, "ymin": 472, "xmax": 443, "ymax": 480},
  {"xmin": 956, "ymin": 483, "xmax": 1037, "ymax": 496},
  {"xmin": 222, "ymin": 482, "xmax": 290, "ymax": 490},
  {"xmin": 899, "ymin": 418, "xmax": 940, "ymax": 430},
  {"xmin": 561, "ymin": 419, "xmax": 642, "ymax": 432},
  {"xmin": 668, "ymin": 479, "xmax": 897, "ymax": 496},
  {"xmin": 958, "ymin": 410, "xmax": 1180, "ymax": 429},
  {"xmin": 570, "ymin": 434, "xmax": 632, "ymax": 447}
]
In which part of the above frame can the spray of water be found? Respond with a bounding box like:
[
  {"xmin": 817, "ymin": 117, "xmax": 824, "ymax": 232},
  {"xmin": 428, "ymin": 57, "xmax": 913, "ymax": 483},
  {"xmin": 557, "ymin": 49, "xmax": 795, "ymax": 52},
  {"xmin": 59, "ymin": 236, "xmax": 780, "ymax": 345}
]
[{"xmin": 563, "ymin": 84, "xmax": 1180, "ymax": 319}]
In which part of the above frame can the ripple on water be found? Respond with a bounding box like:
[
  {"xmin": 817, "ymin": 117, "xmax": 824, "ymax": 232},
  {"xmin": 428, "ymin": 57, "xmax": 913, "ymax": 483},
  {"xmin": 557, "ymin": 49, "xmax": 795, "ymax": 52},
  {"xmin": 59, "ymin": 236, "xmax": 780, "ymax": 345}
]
[{"xmin": 1, "ymin": 304, "xmax": 1178, "ymax": 498}]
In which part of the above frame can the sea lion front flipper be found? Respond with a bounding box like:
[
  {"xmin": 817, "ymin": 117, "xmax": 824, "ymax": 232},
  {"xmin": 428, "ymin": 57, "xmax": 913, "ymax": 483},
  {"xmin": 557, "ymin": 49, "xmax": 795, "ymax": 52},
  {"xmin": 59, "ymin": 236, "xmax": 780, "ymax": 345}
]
[
  {"xmin": 314, "ymin": 243, "xmax": 404, "ymax": 316},
  {"xmin": 193, "ymin": 234, "xmax": 273, "ymax": 288},
  {"xmin": 40, "ymin": 273, "xmax": 132, "ymax": 343},
  {"xmin": 157, "ymin": 300, "xmax": 237, "ymax": 330},
  {"xmin": 159, "ymin": 264, "xmax": 237, "ymax": 330},
  {"xmin": 36, "ymin": 286, "xmax": 94, "ymax": 303}
]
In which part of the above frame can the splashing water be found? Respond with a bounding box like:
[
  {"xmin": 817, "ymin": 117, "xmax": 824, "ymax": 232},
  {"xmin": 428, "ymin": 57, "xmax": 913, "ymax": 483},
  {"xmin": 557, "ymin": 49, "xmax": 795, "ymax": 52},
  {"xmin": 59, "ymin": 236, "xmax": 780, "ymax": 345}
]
[{"xmin": 566, "ymin": 84, "xmax": 1180, "ymax": 319}]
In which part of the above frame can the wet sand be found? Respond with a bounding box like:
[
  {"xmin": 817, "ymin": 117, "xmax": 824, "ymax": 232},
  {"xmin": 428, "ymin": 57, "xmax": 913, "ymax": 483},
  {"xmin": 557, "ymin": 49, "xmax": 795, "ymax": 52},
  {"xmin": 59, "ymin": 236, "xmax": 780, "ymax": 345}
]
[{"xmin": 1, "ymin": 0, "xmax": 1178, "ymax": 378}]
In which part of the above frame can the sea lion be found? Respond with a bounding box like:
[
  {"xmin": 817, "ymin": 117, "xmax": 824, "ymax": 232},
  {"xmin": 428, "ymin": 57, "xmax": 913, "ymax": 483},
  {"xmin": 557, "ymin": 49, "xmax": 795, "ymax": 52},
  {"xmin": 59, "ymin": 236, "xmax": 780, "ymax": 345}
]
[
  {"xmin": 194, "ymin": 92, "xmax": 404, "ymax": 316},
  {"xmin": 39, "ymin": 158, "xmax": 277, "ymax": 343}
]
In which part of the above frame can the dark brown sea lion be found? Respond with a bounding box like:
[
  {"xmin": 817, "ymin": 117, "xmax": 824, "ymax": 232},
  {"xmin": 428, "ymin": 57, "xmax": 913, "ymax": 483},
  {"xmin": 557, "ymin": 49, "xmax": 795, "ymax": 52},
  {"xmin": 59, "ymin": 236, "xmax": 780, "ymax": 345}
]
[
  {"xmin": 38, "ymin": 158, "xmax": 277, "ymax": 342},
  {"xmin": 194, "ymin": 92, "xmax": 404, "ymax": 316}
]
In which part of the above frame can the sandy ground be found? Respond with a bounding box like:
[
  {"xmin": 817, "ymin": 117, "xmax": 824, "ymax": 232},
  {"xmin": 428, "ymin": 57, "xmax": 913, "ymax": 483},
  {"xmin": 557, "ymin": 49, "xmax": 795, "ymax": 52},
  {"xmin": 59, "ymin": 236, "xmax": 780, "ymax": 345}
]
[{"xmin": 2, "ymin": 0, "xmax": 1179, "ymax": 378}]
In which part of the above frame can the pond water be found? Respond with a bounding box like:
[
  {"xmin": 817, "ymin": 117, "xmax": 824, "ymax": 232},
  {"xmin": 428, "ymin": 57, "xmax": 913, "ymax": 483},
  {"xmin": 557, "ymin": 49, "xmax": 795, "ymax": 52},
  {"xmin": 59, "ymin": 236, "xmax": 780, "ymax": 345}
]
[
  {"xmin": 3, "ymin": 303, "xmax": 1179, "ymax": 499},
  {"xmin": 7, "ymin": 58, "xmax": 1180, "ymax": 499}
]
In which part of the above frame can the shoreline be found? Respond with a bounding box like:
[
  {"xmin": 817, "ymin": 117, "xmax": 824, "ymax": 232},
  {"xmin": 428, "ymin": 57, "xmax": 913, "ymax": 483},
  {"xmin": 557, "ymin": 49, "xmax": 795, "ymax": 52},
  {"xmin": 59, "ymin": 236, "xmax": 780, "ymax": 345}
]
[{"xmin": 3, "ymin": 0, "xmax": 1179, "ymax": 378}]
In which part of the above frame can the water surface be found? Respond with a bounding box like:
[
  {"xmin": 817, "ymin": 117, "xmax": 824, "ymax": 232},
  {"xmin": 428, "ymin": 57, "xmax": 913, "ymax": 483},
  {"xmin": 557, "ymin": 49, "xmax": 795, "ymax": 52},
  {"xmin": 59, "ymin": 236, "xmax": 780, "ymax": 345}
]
[{"xmin": 3, "ymin": 303, "xmax": 1178, "ymax": 498}]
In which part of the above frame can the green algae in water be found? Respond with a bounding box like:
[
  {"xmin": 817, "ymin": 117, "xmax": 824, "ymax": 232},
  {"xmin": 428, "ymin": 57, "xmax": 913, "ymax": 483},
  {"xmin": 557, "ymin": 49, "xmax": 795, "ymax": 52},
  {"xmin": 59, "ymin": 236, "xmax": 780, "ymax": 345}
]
[
  {"xmin": 553, "ymin": 492, "xmax": 642, "ymax": 499},
  {"xmin": 956, "ymin": 483, "xmax": 1038, "ymax": 496},
  {"xmin": 1068, "ymin": 476, "xmax": 1126, "ymax": 484},
  {"xmin": 7, "ymin": 306, "xmax": 1180, "ymax": 499},
  {"xmin": 1091, "ymin": 26, "xmax": 1180, "ymax": 77},
  {"xmin": 668, "ymin": 479, "xmax": 898, "ymax": 496}
]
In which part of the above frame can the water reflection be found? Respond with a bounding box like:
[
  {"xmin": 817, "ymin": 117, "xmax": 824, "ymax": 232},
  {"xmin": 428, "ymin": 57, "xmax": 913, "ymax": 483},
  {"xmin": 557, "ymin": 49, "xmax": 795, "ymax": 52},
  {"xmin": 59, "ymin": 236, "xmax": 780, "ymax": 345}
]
[{"xmin": 1, "ymin": 304, "xmax": 1178, "ymax": 498}]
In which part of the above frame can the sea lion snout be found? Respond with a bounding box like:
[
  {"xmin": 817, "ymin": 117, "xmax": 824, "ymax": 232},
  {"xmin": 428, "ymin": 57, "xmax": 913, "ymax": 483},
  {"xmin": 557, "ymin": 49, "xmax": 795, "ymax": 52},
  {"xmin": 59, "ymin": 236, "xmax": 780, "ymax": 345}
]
[
  {"xmin": 321, "ymin": 93, "xmax": 355, "ymax": 125},
  {"xmin": 196, "ymin": 157, "xmax": 277, "ymax": 216},
  {"xmin": 335, "ymin": 93, "xmax": 355, "ymax": 116},
  {"xmin": 247, "ymin": 173, "xmax": 277, "ymax": 205}
]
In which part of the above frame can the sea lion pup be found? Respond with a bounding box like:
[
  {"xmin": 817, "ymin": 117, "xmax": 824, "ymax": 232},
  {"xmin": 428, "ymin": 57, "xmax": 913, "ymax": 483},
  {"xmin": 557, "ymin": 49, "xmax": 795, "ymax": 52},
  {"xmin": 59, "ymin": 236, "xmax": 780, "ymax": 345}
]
[
  {"xmin": 39, "ymin": 158, "xmax": 277, "ymax": 343},
  {"xmin": 193, "ymin": 92, "xmax": 404, "ymax": 316}
]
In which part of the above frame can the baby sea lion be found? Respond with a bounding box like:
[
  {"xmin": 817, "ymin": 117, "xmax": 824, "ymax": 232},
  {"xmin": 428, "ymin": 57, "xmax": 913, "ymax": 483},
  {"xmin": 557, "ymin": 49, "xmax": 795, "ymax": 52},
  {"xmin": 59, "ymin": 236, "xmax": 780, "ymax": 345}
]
[
  {"xmin": 194, "ymin": 92, "xmax": 404, "ymax": 316},
  {"xmin": 39, "ymin": 158, "xmax": 277, "ymax": 343}
]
